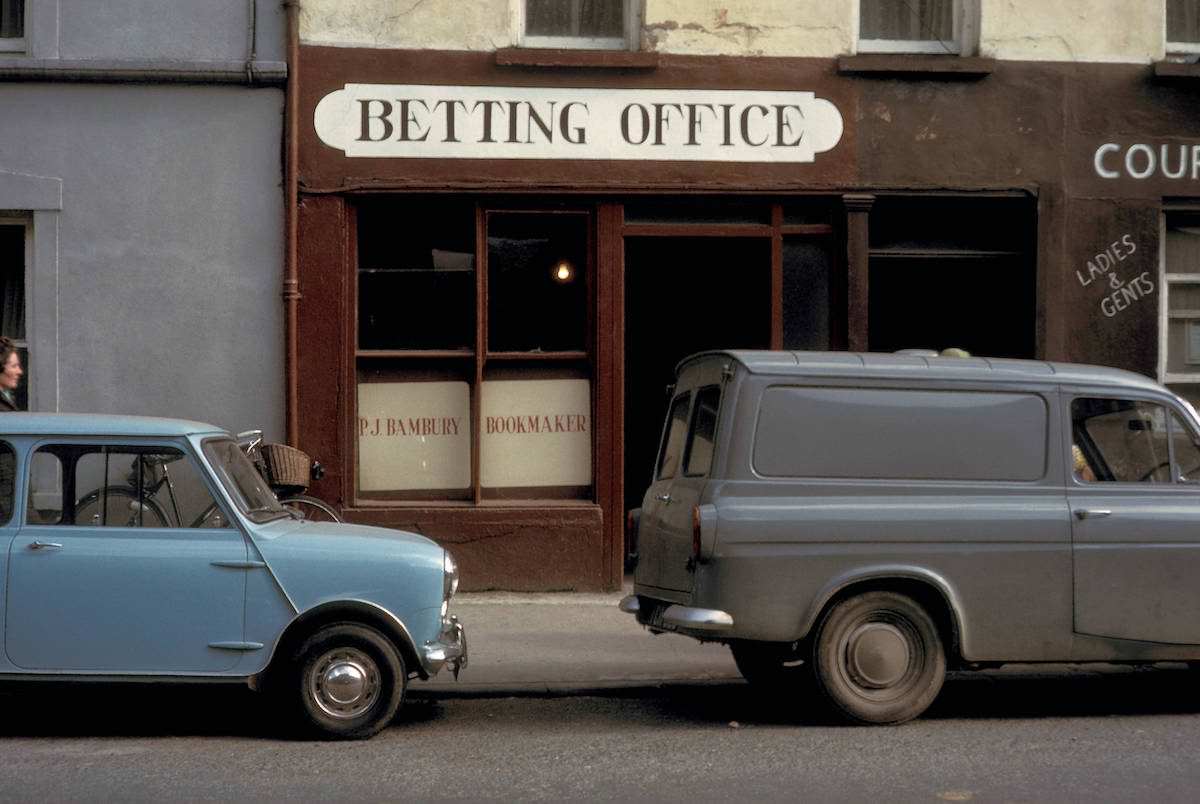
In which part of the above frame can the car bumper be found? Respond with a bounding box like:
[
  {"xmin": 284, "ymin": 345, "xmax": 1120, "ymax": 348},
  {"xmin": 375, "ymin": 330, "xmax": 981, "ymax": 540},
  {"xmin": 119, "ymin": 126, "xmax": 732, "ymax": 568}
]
[
  {"xmin": 420, "ymin": 615, "xmax": 468, "ymax": 679},
  {"xmin": 618, "ymin": 594, "xmax": 734, "ymax": 635}
]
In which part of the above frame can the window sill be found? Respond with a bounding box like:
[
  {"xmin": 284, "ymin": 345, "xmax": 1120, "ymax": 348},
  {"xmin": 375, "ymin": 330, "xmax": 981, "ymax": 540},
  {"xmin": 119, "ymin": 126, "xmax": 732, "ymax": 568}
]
[
  {"xmin": 495, "ymin": 47, "xmax": 659, "ymax": 70},
  {"xmin": 837, "ymin": 54, "xmax": 995, "ymax": 79},
  {"xmin": 1153, "ymin": 60, "xmax": 1200, "ymax": 82}
]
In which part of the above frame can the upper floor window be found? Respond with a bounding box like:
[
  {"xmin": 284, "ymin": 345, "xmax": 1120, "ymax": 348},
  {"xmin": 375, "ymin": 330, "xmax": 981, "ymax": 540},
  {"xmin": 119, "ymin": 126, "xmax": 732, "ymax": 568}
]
[
  {"xmin": 858, "ymin": 0, "xmax": 974, "ymax": 55},
  {"xmin": 0, "ymin": 0, "xmax": 24, "ymax": 53},
  {"xmin": 0, "ymin": 218, "xmax": 27, "ymax": 410},
  {"xmin": 1167, "ymin": 0, "xmax": 1200, "ymax": 58},
  {"xmin": 516, "ymin": 0, "xmax": 639, "ymax": 50}
]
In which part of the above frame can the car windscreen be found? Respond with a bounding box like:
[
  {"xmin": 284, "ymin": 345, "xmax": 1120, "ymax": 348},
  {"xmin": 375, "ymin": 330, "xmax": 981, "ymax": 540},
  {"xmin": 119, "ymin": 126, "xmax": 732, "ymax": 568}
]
[{"xmin": 202, "ymin": 437, "xmax": 290, "ymax": 522}]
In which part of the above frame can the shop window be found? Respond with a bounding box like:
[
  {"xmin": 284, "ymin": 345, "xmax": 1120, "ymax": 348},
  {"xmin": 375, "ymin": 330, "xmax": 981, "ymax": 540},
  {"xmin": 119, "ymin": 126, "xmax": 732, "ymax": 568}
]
[
  {"xmin": 1167, "ymin": 0, "xmax": 1200, "ymax": 59},
  {"xmin": 858, "ymin": 0, "xmax": 976, "ymax": 55},
  {"xmin": 0, "ymin": 219, "xmax": 27, "ymax": 410},
  {"xmin": 1161, "ymin": 209, "xmax": 1200, "ymax": 408},
  {"xmin": 0, "ymin": 0, "xmax": 22, "ymax": 52},
  {"xmin": 866, "ymin": 195, "xmax": 1036, "ymax": 358},
  {"xmin": 355, "ymin": 200, "xmax": 593, "ymax": 504},
  {"xmin": 516, "ymin": 0, "xmax": 639, "ymax": 50},
  {"xmin": 487, "ymin": 213, "xmax": 587, "ymax": 353}
]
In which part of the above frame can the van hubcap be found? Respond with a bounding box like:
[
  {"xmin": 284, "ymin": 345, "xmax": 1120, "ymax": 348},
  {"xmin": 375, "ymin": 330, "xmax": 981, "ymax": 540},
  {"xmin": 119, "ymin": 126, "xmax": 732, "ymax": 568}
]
[
  {"xmin": 846, "ymin": 622, "xmax": 910, "ymax": 688},
  {"xmin": 308, "ymin": 647, "xmax": 380, "ymax": 719}
]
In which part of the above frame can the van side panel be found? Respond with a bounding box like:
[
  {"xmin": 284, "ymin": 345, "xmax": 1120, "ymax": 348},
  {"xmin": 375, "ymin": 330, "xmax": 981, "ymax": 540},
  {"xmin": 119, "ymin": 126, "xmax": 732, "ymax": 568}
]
[{"xmin": 692, "ymin": 379, "xmax": 1074, "ymax": 661}]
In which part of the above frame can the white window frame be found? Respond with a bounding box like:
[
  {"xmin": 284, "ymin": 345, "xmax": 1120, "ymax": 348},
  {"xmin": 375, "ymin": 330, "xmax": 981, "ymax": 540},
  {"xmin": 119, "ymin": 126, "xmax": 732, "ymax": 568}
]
[
  {"xmin": 856, "ymin": 0, "xmax": 978, "ymax": 56},
  {"xmin": 1166, "ymin": 0, "xmax": 1200, "ymax": 58},
  {"xmin": 1159, "ymin": 207, "xmax": 1200, "ymax": 390},
  {"xmin": 0, "ymin": 0, "xmax": 26, "ymax": 54},
  {"xmin": 511, "ymin": 0, "xmax": 641, "ymax": 50}
]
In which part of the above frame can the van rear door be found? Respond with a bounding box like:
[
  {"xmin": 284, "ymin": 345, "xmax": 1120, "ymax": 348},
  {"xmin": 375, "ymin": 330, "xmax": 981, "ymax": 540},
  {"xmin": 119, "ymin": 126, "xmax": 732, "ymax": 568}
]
[{"xmin": 636, "ymin": 379, "xmax": 723, "ymax": 594}]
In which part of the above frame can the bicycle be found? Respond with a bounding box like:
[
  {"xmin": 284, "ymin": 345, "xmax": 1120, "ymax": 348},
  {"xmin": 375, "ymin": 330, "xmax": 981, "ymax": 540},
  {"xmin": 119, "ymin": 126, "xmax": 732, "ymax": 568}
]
[
  {"xmin": 74, "ymin": 434, "xmax": 342, "ymax": 527},
  {"xmin": 237, "ymin": 430, "xmax": 343, "ymax": 523}
]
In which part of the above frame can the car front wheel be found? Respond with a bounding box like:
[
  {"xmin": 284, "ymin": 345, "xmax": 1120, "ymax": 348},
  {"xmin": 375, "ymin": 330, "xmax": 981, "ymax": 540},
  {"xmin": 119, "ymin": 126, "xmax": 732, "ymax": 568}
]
[
  {"xmin": 292, "ymin": 623, "xmax": 406, "ymax": 740},
  {"xmin": 811, "ymin": 591, "xmax": 945, "ymax": 725}
]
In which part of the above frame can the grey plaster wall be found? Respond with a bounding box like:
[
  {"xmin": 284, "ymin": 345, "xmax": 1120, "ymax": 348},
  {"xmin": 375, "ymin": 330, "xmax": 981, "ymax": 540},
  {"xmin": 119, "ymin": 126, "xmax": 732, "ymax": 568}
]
[
  {"xmin": 53, "ymin": 0, "xmax": 285, "ymax": 62},
  {"xmin": 0, "ymin": 82, "xmax": 285, "ymax": 438}
]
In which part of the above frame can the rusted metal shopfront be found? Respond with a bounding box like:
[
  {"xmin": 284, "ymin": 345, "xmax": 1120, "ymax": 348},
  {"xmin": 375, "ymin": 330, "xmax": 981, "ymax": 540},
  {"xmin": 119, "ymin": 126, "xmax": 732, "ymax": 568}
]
[{"xmin": 293, "ymin": 46, "xmax": 1199, "ymax": 591}]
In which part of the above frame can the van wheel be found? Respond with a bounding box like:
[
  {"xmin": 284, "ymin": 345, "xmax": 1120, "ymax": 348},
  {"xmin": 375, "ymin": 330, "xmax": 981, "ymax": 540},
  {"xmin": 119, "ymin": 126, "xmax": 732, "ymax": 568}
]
[
  {"xmin": 811, "ymin": 591, "xmax": 945, "ymax": 725},
  {"xmin": 291, "ymin": 623, "xmax": 405, "ymax": 740}
]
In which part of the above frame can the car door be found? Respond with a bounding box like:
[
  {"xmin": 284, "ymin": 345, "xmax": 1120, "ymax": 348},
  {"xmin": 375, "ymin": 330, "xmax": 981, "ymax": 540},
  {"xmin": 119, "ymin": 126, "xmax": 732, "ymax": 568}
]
[
  {"xmin": 635, "ymin": 380, "xmax": 723, "ymax": 594},
  {"xmin": 5, "ymin": 441, "xmax": 249, "ymax": 673},
  {"xmin": 1067, "ymin": 393, "xmax": 1200, "ymax": 645}
]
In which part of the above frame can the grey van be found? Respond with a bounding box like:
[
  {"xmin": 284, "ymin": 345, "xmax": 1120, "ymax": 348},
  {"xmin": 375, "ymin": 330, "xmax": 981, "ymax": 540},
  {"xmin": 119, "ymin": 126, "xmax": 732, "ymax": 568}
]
[{"xmin": 620, "ymin": 350, "xmax": 1200, "ymax": 724}]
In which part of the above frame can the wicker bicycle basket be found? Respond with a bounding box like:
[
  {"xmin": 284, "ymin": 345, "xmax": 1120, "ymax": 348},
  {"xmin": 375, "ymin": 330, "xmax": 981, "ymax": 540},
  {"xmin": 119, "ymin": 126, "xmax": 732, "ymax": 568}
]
[{"xmin": 261, "ymin": 443, "xmax": 311, "ymax": 491}]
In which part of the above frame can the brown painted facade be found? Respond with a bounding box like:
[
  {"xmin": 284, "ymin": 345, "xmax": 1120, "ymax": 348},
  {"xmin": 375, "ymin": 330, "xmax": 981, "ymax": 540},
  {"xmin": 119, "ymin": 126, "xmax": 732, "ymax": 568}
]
[{"xmin": 295, "ymin": 44, "xmax": 1200, "ymax": 591}]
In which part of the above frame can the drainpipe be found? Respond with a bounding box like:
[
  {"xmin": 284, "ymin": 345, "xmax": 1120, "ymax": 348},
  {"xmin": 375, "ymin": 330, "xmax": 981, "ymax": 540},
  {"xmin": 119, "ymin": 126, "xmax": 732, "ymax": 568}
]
[{"xmin": 283, "ymin": 0, "xmax": 301, "ymax": 446}]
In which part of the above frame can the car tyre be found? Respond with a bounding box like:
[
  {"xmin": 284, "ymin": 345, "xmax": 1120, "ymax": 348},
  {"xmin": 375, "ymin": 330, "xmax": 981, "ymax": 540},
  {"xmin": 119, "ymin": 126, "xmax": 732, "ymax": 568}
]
[
  {"xmin": 811, "ymin": 591, "xmax": 945, "ymax": 725},
  {"xmin": 291, "ymin": 623, "xmax": 405, "ymax": 740}
]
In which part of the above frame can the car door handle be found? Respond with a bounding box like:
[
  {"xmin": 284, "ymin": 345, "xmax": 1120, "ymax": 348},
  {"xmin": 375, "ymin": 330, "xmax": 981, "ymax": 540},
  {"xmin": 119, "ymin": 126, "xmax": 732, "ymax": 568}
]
[
  {"xmin": 1074, "ymin": 509, "xmax": 1112, "ymax": 520},
  {"xmin": 655, "ymin": 493, "xmax": 672, "ymax": 504},
  {"xmin": 28, "ymin": 540, "xmax": 63, "ymax": 550}
]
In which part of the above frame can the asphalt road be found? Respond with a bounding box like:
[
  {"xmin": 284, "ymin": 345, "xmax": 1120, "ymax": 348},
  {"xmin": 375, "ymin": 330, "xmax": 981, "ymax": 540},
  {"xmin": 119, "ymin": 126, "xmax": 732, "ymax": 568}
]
[{"xmin": 2, "ymin": 666, "xmax": 1200, "ymax": 802}]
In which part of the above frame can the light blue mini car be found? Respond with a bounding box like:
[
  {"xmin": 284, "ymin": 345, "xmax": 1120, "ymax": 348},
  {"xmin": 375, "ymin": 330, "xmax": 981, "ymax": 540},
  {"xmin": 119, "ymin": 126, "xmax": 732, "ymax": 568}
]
[{"xmin": 0, "ymin": 413, "xmax": 466, "ymax": 739}]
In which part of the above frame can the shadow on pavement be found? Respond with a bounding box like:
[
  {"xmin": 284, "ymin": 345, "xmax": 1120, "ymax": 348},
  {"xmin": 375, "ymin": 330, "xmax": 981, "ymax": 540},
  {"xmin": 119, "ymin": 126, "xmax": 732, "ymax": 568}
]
[{"xmin": 1, "ymin": 664, "xmax": 1199, "ymax": 737}]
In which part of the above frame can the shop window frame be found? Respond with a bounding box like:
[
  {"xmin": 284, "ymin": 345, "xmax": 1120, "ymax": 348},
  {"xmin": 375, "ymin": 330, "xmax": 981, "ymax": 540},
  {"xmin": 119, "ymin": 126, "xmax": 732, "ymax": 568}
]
[
  {"xmin": 352, "ymin": 202, "xmax": 597, "ymax": 506},
  {"xmin": 1167, "ymin": 0, "xmax": 1200, "ymax": 59},
  {"xmin": 511, "ymin": 0, "xmax": 641, "ymax": 51},
  {"xmin": 856, "ymin": 0, "xmax": 979, "ymax": 56},
  {"xmin": 1159, "ymin": 204, "xmax": 1200, "ymax": 399}
]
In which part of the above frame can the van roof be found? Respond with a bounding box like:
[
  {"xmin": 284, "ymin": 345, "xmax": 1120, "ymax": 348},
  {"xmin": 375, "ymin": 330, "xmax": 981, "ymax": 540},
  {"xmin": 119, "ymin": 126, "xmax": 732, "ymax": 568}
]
[
  {"xmin": 679, "ymin": 350, "xmax": 1164, "ymax": 393},
  {"xmin": 0, "ymin": 413, "xmax": 228, "ymax": 438}
]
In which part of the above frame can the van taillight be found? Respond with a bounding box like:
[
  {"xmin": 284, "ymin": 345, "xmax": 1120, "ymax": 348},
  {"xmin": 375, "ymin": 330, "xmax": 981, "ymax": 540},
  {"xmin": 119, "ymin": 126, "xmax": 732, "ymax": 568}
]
[{"xmin": 692, "ymin": 505, "xmax": 702, "ymax": 558}]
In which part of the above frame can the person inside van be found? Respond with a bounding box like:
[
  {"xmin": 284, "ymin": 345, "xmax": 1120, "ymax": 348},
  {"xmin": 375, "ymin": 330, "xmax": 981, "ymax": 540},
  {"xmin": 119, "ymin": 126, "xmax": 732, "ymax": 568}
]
[{"xmin": 1072, "ymin": 443, "xmax": 1097, "ymax": 482}]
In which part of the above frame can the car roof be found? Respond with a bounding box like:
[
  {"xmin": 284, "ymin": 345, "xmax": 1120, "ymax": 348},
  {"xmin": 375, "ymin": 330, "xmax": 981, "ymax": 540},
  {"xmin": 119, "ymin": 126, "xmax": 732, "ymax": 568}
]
[
  {"xmin": 678, "ymin": 350, "xmax": 1165, "ymax": 394},
  {"xmin": 0, "ymin": 413, "xmax": 228, "ymax": 438}
]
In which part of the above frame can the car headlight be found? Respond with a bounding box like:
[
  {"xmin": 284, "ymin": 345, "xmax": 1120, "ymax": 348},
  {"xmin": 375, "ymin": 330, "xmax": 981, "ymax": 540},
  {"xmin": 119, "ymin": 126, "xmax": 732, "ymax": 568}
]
[{"xmin": 443, "ymin": 550, "xmax": 459, "ymax": 601}]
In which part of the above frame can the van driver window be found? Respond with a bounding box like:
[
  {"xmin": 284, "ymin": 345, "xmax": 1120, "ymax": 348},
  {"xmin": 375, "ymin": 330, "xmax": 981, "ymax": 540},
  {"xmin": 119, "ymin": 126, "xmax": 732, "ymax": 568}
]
[
  {"xmin": 1171, "ymin": 413, "xmax": 1200, "ymax": 482},
  {"xmin": 656, "ymin": 393, "xmax": 691, "ymax": 481},
  {"xmin": 1071, "ymin": 398, "xmax": 1172, "ymax": 483}
]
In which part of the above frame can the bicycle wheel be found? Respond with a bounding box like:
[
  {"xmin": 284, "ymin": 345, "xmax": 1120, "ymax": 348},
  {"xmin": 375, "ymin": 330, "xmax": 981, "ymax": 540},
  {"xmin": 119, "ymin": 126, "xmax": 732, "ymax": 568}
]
[
  {"xmin": 282, "ymin": 494, "xmax": 342, "ymax": 523},
  {"xmin": 75, "ymin": 486, "xmax": 171, "ymax": 527}
]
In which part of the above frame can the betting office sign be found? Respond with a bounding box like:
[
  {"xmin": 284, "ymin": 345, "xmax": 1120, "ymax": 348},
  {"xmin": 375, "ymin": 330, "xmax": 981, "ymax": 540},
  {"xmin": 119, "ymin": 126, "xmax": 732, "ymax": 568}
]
[{"xmin": 315, "ymin": 84, "xmax": 844, "ymax": 163}]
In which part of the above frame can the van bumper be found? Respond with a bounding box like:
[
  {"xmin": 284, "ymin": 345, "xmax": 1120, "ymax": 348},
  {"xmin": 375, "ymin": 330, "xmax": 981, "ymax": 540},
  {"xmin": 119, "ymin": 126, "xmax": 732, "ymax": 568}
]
[{"xmin": 619, "ymin": 594, "xmax": 734, "ymax": 634}]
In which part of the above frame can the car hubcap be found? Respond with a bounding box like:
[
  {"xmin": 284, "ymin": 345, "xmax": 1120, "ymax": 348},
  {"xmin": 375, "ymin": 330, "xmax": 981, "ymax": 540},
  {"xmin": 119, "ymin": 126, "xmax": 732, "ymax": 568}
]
[
  {"xmin": 845, "ymin": 622, "xmax": 911, "ymax": 689},
  {"xmin": 309, "ymin": 647, "xmax": 380, "ymax": 719}
]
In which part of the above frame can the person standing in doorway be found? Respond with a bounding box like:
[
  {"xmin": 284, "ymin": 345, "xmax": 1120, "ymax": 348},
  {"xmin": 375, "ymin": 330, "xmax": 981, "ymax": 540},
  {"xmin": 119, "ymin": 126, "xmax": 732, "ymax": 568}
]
[{"xmin": 0, "ymin": 337, "xmax": 24, "ymax": 411}]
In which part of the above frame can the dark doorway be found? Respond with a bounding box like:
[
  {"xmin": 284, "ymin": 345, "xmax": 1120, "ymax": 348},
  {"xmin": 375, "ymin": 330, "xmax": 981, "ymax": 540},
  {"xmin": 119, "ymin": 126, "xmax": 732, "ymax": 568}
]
[
  {"xmin": 623, "ymin": 237, "xmax": 771, "ymax": 518},
  {"xmin": 865, "ymin": 195, "xmax": 1037, "ymax": 359}
]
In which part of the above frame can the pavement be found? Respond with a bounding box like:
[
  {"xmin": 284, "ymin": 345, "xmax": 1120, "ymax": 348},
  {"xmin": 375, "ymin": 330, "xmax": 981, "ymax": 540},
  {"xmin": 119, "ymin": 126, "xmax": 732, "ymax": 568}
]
[{"xmin": 420, "ymin": 580, "xmax": 741, "ymax": 697}]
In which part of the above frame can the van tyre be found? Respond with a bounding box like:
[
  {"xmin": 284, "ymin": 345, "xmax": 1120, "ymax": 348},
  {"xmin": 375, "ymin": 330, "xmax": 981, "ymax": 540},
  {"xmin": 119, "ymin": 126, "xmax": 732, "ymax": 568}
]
[
  {"xmin": 811, "ymin": 592, "xmax": 945, "ymax": 725},
  {"xmin": 291, "ymin": 623, "xmax": 406, "ymax": 740}
]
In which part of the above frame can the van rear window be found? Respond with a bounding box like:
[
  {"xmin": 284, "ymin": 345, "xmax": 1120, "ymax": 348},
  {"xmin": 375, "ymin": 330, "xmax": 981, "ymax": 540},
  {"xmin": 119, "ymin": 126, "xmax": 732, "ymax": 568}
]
[{"xmin": 753, "ymin": 387, "xmax": 1047, "ymax": 481}]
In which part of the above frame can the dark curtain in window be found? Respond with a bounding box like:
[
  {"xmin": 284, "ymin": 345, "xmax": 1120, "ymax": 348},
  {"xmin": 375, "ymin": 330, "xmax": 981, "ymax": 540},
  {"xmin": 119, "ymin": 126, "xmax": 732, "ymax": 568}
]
[
  {"xmin": 0, "ymin": 0, "xmax": 23, "ymax": 39},
  {"xmin": 527, "ymin": 0, "xmax": 623, "ymax": 38},
  {"xmin": 860, "ymin": 0, "xmax": 953, "ymax": 41},
  {"xmin": 1168, "ymin": 0, "xmax": 1200, "ymax": 43},
  {"xmin": 0, "ymin": 226, "xmax": 25, "ymax": 340}
]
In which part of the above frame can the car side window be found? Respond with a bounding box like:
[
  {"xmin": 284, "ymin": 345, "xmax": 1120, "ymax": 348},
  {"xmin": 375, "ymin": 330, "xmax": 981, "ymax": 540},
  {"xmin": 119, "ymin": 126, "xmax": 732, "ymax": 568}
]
[
  {"xmin": 656, "ymin": 392, "xmax": 692, "ymax": 481},
  {"xmin": 683, "ymin": 386, "xmax": 721, "ymax": 477},
  {"xmin": 0, "ymin": 440, "xmax": 15, "ymax": 525},
  {"xmin": 1071, "ymin": 398, "xmax": 1171, "ymax": 483},
  {"xmin": 26, "ymin": 444, "xmax": 228, "ymax": 528}
]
